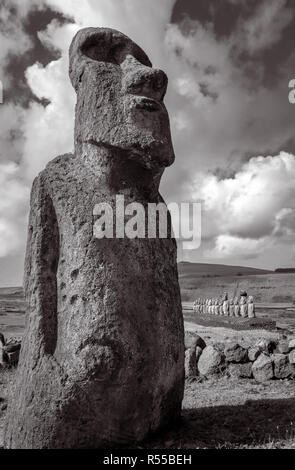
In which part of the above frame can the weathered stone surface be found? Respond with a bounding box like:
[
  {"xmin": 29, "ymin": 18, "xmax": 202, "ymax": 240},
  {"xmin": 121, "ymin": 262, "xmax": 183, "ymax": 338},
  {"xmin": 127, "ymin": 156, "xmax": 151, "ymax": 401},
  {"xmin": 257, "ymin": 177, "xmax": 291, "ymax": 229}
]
[
  {"xmin": 289, "ymin": 349, "xmax": 295, "ymax": 364},
  {"xmin": 185, "ymin": 332, "xmax": 206, "ymax": 351},
  {"xmin": 185, "ymin": 349, "xmax": 196, "ymax": 378},
  {"xmin": 252, "ymin": 354, "xmax": 273, "ymax": 382},
  {"xmin": 185, "ymin": 346, "xmax": 203, "ymax": 378},
  {"xmin": 213, "ymin": 342, "xmax": 225, "ymax": 353},
  {"xmin": 272, "ymin": 354, "xmax": 294, "ymax": 379},
  {"xmin": 289, "ymin": 338, "xmax": 295, "ymax": 350},
  {"xmin": 224, "ymin": 343, "xmax": 248, "ymax": 363},
  {"xmin": 191, "ymin": 334, "xmax": 206, "ymax": 350},
  {"xmin": 276, "ymin": 341, "xmax": 290, "ymax": 354},
  {"xmin": 195, "ymin": 346, "xmax": 203, "ymax": 364},
  {"xmin": 228, "ymin": 363, "xmax": 252, "ymax": 378},
  {"xmin": 198, "ymin": 346, "xmax": 225, "ymax": 376},
  {"xmin": 255, "ymin": 338, "xmax": 277, "ymax": 354},
  {"xmin": 248, "ymin": 346, "xmax": 261, "ymax": 362},
  {"xmin": 4, "ymin": 28, "xmax": 184, "ymax": 449}
]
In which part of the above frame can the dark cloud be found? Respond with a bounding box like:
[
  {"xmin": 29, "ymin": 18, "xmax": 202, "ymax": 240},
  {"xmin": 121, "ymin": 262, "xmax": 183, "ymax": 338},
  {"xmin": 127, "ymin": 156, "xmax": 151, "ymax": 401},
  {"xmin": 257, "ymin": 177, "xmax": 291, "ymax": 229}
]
[{"xmin": 4, "ymin": 8, "xmax": 71, "ymax": 107}]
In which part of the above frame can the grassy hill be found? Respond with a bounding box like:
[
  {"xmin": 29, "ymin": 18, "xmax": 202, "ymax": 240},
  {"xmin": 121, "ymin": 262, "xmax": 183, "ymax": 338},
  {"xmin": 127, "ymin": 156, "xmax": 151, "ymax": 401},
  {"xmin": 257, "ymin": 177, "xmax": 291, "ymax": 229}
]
[
  {"xmin": 178, "ymin": 262, "xmax": 295, "ymax": 304},
  {"xmin": 178, "ymin": 261, "xmax": 272, "ymax": 279}
]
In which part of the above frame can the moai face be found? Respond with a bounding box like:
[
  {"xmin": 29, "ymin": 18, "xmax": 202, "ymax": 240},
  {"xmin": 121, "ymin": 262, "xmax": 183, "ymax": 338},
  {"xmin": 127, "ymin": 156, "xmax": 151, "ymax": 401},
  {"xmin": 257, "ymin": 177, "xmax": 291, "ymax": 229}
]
[{"xmin": 69, "ymin": 27, "xmax": 175, "ymax": 170}]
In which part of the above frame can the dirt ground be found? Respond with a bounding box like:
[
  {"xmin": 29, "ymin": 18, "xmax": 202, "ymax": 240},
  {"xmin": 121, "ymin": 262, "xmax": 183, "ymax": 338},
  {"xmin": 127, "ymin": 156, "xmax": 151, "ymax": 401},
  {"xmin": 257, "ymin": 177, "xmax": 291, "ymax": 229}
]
[{"xmin": 1, "ymin": 322, "xmax": 295, "ymax": 449}]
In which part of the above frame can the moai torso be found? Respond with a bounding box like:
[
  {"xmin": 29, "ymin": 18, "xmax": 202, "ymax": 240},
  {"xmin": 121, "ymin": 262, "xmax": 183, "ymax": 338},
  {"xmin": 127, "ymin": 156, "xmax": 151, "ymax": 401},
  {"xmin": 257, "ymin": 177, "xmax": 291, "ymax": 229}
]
[
  {"xmin": 229, "ymin": 299, "xmax": 234, "ymax": 316},
  {"xmin": 247, "ymin": 296, "xmax": 255, "ymax": 318},
  {"xmin": 5, "ymin": 27, "xmax": 184, "ymax": 449},
  {"xmin": 213, "ymin": 300, "xmax": 218, "ymax": 315},
  {"xmin": 240, "ymin": 296, "xmax": 248, "ymax": 317},
  {"xmin": 208, "ymin": 299, "xmax": 212, "ymax": 314},
  {"xmin": 234, "ymin": 298, "xmax": 240, "ymax": 317}
]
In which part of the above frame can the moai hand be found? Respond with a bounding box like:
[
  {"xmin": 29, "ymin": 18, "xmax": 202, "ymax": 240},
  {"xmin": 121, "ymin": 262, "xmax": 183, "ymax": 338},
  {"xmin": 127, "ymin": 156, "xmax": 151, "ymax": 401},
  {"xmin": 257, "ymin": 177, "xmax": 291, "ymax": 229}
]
[{"xmin": 5, "ymin": 28, "xmax": 184, "ymax": 449}]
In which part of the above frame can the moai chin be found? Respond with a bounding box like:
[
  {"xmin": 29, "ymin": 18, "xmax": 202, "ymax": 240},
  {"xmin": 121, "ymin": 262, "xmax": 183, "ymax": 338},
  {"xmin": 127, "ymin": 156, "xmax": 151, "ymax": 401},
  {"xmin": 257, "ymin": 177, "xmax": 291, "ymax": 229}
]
[{"xmin": 5, "ymin": 27, "xmax": 184, "ymax": 449}]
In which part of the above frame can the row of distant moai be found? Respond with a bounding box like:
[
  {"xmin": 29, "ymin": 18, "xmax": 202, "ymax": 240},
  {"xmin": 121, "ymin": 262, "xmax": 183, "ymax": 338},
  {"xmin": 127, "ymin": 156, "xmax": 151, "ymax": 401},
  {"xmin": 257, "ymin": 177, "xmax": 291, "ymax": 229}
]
[{"xmin": 193, "ymin": 291, "xmax": 256, "ymax": 318}]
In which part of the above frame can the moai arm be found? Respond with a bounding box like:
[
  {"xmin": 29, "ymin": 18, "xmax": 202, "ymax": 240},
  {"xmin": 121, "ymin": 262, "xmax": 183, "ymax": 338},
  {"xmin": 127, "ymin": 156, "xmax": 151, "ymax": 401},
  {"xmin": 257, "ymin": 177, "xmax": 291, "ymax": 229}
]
[{"xmin": 24, "ymin": 173, "xmax": 59, "ymax": 360}]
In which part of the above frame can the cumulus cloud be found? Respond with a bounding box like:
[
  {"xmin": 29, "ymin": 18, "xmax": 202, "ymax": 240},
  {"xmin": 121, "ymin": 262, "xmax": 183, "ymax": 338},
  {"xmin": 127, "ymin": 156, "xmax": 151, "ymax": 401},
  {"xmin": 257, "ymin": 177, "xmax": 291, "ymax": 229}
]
[
  {"xmin": 237, "ymin": 0, "xmax": 293, "ymax": 55},
  {"xmin": 1, "ymin": 0, "xmax": 295, "ymax": 272},
  {"xmin": 193, "ymin": 152, "xmax": 295, "ymax": 259},
  {"xmin": 0, "ymin": 162, "xmax": 29, "ymax": 257}
]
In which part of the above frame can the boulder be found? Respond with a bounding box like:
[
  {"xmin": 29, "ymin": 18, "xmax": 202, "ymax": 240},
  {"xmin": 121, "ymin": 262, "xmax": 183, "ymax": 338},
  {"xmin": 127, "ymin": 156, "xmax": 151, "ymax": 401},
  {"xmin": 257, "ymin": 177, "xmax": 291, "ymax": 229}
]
[
  {"xmin": 185, "ymin": 349, "xmax": 196, "ymax": 378},
  {"xmin": 7, "ymin": 350, "xmax": 20, "ymax": 367},
  {"xmin": 198, "ymin": 346, "xmax": 225, "ymax": 376},
  {"xmin": 289, "ymin": 349, "xmax": 295, "ymax": 364},
  {"xmin": 272, "ymin": 354, "xmax": 294, "ymax": 379},
  {"xmin": 255, "ymin": 338, "xmax": 277, "ymax": 354},
  {"xmin": 288, "ymin": 338, "xmax": 295, "ymax": 350},
  {"xmin": 185, "ymin": 345, "xmax": 203, "ymax": 378},
  {"xmin": 228, "ymin": 363, "xmax": 252, "ymax": 378},
  {"xmin": 276, "ymin": 341, "xmax": 290, "ymax": 354},
  {"xmin": 252, "ymin": 353, "xmax": 273, "ymax": 382},
  {"xmin": 213, "ymin": 342, "xmax": 225, "ymax": 353},
  {"xmin": 191, "ymin": 335, "xmax": 206, "ymax": 350},
  {"xmin": 248, "ymin": 346, "xmax": 261, "ymax": 362},
  {"xmin": 195, "ymin": 346, "xmax": 203, "ymax": 361},
  {"xmin": 185, "ymin": 332, "xmax": 206, "ymax": 351},
  {"xmin": 224, "ymin": 342, "xmax": 248, "ymax": 363}
]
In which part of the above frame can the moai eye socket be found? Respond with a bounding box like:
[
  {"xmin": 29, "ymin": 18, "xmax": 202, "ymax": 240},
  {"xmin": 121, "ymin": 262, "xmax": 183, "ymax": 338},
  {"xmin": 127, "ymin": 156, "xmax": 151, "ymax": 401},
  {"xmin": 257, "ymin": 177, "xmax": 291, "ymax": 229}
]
[{"xmin": 80, "ymin": 32, "xmax": 152, "ymax": 68}]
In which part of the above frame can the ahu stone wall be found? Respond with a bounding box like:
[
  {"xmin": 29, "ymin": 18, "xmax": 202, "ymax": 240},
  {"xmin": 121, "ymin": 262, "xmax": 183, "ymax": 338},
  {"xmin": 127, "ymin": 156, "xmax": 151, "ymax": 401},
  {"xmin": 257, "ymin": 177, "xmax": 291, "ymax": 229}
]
[{"xmin": 185, "ymin": 333, "xmax": 295, "ymax": 382}]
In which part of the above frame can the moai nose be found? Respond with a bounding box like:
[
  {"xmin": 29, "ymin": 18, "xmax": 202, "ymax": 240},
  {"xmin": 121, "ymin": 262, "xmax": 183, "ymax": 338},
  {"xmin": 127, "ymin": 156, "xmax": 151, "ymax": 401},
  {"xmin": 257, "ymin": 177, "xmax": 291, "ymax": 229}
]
[{"xmin": 121, "ymin": 55, "xmax": 168, "ymax": 101}]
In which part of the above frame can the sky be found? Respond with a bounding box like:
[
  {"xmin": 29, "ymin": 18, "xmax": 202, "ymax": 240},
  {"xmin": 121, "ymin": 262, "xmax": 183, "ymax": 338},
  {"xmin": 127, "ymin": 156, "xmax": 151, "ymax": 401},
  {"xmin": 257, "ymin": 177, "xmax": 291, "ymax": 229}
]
[{"xmin": 0, "ymin": 0, "xmax": 295, "ymax": 286}]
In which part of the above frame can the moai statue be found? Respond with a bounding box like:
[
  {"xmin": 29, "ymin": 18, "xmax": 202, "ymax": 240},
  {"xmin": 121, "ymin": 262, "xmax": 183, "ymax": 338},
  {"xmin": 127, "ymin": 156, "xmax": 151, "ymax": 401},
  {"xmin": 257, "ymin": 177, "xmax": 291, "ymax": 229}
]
[
  {"xmin": 205, "ymin": 299, "xmax": 209, "ymax": 314},
  {"xmin": 218, "ymin": 299, "xmax": 223, "ymax": 316},
  {"xmin": 222, "ymin": 292, "xmax": 229, "ymax": 316},
  {"xmin": 208, "ymin": 299, "xmax": 212, "ymax": 314},
  {"xmin": 240, "ymin": 294, "xmax": 248, "ymax": 318},
  {"xmin": 247, "ymin": 295, "xmax": 256, "ymax": 318},
  {"xmin": 215, "ymin": 300, "xmax": 218, "ymax": 315},
  {"xmin": 5, "ymin": 28, "xmax": 184, "ymax": 449},
  {"xmin": 229, "ymin": 298, "xmax": 234, "ymax": 316},
  {"xmin": 201, "ymin": 299, "xmax": 205, "ymax": 314},
  {"xmin": 234, "ymin": 297, "xmax": 240, "ymax": 317},
  {"xmin": 193, "ymin": 300, "xmax": 197, "ymax": 312}
]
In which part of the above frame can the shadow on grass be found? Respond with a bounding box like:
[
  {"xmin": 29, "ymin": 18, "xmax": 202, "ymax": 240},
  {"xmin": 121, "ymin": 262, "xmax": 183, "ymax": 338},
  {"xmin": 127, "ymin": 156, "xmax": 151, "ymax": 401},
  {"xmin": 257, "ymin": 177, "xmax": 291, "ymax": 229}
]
[{"xmin": 142, "ymin": 397, "xmax": 295, "ymax": 449}]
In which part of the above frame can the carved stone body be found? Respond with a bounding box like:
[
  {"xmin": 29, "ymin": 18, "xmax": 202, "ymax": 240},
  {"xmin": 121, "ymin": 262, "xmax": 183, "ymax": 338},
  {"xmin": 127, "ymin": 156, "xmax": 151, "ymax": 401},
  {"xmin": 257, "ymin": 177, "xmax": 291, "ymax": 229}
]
[
  {"xmin": 240, "ymin": 296, "xmax": 248, "ymax": 318},
  {"xmin": 229, "ymin": 299, "xmax": 234, "ymax": 316},
  {"xmin": 234, "ymin": 297, "xmax": 240, "ymax": 317},
  {"xmin": 247, "ymin": 296, "xmax": 255, "ymax": 318},
  {"xmin": 5, "ymin": 28, "xmax": 184, "ymax": 449}
]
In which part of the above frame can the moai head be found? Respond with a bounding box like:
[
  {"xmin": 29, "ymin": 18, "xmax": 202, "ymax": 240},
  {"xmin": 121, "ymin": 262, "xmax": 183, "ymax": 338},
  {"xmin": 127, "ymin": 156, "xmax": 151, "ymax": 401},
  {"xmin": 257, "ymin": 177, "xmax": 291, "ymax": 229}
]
[
  {"xmin": 248, "ymin": 295, "xmax": 254, "ymax": 304},
  {"xmin": 229, "ymin": 298, "xmax": 234, "ymax": 305},
  {"xmin": 234, "ymin": 297, "xmax": 239, "ymax": 305},
  {"xmin": 222, "ymin": 292, "xmax": 228, "ymax": 301},
  {"xmin": 69, "ymin": 27, "xmax": 175, "ymax": 171}
]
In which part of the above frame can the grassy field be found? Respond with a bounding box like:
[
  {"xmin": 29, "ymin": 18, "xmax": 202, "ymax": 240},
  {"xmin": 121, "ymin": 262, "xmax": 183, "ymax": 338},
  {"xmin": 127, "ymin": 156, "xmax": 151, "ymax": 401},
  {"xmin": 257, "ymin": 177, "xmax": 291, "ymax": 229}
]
[
  {"xmin": 1, "ymin": 266, "xmax": 295, "ymax": 449},
  {"xmin": 0, "ymin": 287, "xmax": 25, "ymax": 339},
  {"xmin": 179, "ymin": 263, "xmax": 295, "ymax": 304}
]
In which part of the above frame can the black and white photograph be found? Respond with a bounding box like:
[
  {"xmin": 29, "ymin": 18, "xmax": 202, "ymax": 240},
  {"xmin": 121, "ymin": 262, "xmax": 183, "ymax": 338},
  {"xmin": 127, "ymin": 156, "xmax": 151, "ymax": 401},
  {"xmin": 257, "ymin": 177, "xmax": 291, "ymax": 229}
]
[{"xmin": 0, "ymin": 0, "xmax": 295, "ymax": 454}]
